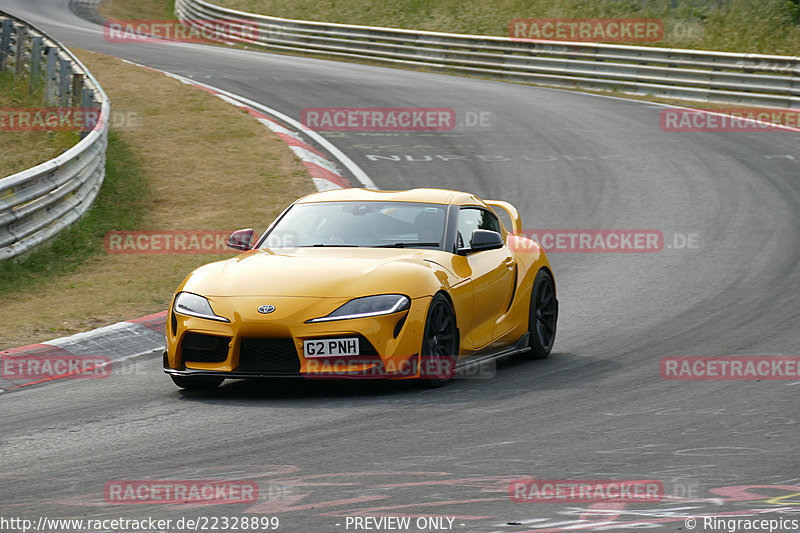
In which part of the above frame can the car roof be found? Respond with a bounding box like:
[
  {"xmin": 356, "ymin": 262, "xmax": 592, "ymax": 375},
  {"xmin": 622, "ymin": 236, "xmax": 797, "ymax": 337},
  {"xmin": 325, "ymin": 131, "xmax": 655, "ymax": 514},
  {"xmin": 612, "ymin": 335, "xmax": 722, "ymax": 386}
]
[{"xmin": 294, "ymin": 188, "xmax": 485, "ymax": 206}]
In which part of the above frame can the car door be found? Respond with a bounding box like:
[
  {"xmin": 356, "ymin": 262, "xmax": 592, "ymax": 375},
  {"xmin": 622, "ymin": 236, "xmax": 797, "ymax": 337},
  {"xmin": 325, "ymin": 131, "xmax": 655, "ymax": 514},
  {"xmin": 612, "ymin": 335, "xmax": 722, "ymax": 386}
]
[{"xmin": 456, "ymin": 207, "xmax": 516, "ymax": 348}]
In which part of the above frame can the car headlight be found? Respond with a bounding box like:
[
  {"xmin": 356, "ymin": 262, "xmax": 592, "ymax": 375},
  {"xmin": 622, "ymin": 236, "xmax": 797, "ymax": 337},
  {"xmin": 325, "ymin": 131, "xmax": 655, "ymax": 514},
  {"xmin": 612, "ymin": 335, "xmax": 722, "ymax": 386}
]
[
  {"xmin": 307, "ymin": 294, "xmax": 410, "ymax": 323},
  {"xmin": 173, "ymin": 292, "xmax": 230, "ymax": 323}
]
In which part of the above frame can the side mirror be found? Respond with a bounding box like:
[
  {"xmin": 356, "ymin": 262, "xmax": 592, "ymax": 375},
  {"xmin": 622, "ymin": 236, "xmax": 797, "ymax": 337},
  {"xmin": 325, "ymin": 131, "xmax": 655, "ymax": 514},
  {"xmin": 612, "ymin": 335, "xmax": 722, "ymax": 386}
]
[
  {"xmin": 227, "ymin": 228, "xmax": 256, "ymax": 251},
  {"xmin": 458, "ymin": 229, "xmax": 504, "ymax": 255}
]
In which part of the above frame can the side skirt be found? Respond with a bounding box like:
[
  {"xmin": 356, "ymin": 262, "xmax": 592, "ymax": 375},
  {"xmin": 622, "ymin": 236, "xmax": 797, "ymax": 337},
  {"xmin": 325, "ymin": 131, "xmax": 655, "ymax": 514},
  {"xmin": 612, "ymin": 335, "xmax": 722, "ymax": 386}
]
[{"xmin": 454, "ymin": 333, "xmax": 530, "ymax": 373}]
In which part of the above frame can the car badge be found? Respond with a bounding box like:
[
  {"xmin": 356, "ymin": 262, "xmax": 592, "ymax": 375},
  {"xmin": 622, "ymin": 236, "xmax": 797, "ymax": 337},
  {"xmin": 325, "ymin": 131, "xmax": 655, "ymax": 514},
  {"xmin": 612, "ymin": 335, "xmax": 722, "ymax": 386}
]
[{"xmin": 257, "ymin": 305, "xmax": 276, "ymax": 314}]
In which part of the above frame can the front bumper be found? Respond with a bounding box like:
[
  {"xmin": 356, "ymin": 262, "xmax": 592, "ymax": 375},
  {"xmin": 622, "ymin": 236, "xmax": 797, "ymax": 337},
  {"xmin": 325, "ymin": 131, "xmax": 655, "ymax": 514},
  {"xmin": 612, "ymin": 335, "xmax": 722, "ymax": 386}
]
[{"xmin": 164, "ymin": 295, "xmax": 432, "ymax": 380}]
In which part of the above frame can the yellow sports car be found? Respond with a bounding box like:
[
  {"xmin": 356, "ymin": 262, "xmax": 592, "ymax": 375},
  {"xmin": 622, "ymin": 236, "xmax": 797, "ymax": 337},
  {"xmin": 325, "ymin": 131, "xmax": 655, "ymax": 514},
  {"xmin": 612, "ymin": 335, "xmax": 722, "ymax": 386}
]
[{"xmin": 163, "ymin": 188, "xmax": 557, "ymax": 390}]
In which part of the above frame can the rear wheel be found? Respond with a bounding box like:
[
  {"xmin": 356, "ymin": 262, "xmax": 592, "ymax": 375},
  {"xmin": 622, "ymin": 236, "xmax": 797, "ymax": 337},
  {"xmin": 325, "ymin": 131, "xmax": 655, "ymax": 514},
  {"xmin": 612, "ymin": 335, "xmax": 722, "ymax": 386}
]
[
  {"xmin": 419, "ymin": 293, "xmax": 458, "ymax": 387},
  {"xmin": 526, "ymin": 269, "xmax": 558, "ymax": 359},
  {"xmin": 170, "ymin": 375, "xmax": 224, "ymax": 391}
]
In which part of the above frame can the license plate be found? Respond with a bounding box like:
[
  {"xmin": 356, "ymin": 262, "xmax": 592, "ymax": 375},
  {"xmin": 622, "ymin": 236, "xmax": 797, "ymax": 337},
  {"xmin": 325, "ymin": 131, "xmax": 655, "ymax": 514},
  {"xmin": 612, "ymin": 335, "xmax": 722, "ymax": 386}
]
[{"xmin": 304, "ymin": 338, "xmax": 360, "ymax": 358}]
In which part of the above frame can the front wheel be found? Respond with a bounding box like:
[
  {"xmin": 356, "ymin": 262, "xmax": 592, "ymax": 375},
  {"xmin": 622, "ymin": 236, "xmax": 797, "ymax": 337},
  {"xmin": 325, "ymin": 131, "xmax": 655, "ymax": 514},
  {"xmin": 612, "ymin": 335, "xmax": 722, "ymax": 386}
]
[
  {"xmin": 526, "ymin": 269, "xmax": 558, "ymax": 359},
  {"xmin": 419, "ymin": 293, "xmax": 459, "ymax": 387},
  {"xmin": 170, "ymin": 375, "xmax": 224, "ymax": 391}
]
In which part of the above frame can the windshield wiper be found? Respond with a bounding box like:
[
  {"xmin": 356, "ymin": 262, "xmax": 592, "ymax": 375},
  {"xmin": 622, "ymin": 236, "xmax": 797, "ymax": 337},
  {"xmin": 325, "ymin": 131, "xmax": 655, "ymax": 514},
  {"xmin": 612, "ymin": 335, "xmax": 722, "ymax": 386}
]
[{"xmin": 375, "ymin": 242, "xmax": 440, "ymax": 248}]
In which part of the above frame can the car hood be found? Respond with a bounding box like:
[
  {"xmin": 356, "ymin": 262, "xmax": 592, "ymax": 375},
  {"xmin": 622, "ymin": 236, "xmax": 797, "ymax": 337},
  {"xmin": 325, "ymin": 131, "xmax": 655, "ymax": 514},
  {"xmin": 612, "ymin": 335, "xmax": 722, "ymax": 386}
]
[{"xmin": 180, "ymin": 247, "xmax": 455, "ymax": 298}]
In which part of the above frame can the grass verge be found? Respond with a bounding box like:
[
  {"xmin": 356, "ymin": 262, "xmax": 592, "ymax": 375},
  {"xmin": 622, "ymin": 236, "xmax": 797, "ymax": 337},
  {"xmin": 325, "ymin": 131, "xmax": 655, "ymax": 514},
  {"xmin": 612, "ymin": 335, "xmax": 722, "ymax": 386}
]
[
  {"xmin": 0, "ymin": 72, "xmax": 82, "ymax": 178},
  {"xmin": 0, "ymin": 50, "xmax": 313, "ymax": 349},
  {"xmin": 0, "ymin": 131, "xmax": 147, "ymax": 297},
  {"xmin": 98, "ymin": 0, "xmax": 176, "ymax": 21},
  {"xmin": 208, "ymin": 0, "xmax": 800, "ymax": 56}
]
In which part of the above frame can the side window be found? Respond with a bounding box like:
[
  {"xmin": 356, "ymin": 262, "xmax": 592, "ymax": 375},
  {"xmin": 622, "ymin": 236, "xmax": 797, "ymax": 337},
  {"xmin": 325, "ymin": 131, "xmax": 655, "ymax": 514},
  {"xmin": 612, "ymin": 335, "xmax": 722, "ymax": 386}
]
[{"xmin": 457, "ymin": 207, "xmax": 501, "ymax": 248}]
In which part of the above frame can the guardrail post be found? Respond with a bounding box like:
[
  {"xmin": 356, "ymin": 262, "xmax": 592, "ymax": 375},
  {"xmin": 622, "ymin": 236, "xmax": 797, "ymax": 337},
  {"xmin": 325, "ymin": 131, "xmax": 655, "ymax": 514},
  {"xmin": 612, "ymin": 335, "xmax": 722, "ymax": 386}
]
[
  {"xmin": 0, "ymin": 18, "xmax": 12, "ymax": 71},
  {"xmin": 44, "ymin": 46, "xmax": 57, "ymax": 105},
  {"xmin": 58, "ymin": 57, "xmax": 71, "ymax": 106},
  {"xmin": 80, "ymin": 87, "xmax": 95, "ymax": 139},
  {"xmin": 792, "ymin": 72, "xmax": 800, "ymax": 109},
  {"xmin": 29, "ymin": 36, "xmax": 42, "ymax": 92},
  {"xmin": 71, "ymin": 72, "xmax": 83, "ymax": 107},
  {"xmin": 14, "ymin": 25, "xmax": 27, "ymax": 77}
]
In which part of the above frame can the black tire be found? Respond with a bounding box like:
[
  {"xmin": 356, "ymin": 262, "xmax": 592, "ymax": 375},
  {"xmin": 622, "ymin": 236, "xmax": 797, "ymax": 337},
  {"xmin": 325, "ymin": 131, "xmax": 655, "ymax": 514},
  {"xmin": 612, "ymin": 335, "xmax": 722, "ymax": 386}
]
[
  {"xmin": 170, "ymin": 375, "xmax": 224, "ymax": 391},
  {"xmin": 526, "ymin": 269, "xmax": 558, "ymax": 359},
  {"xmin": 419, "ymin": 293, "xmax": 459, "ymax": 387}
]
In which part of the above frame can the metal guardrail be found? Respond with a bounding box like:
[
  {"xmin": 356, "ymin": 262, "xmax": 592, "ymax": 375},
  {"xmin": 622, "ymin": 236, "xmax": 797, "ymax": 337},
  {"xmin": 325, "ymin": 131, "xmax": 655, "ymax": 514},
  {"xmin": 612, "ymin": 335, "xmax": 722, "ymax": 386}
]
[
  {"xmin": 176, "ymin": 0, "xmax": 800, "ymax": 108},
  {"xmin": 0, "ymin": 11, "xmax": 110, "ymax": 261}
]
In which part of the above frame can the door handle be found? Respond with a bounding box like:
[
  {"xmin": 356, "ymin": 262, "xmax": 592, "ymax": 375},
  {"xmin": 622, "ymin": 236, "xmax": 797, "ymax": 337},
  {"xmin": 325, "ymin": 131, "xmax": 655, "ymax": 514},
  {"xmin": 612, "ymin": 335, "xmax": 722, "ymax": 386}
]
[{"xmin": 504, "ymin": 258, "xmax": 515, "ymax": 270}]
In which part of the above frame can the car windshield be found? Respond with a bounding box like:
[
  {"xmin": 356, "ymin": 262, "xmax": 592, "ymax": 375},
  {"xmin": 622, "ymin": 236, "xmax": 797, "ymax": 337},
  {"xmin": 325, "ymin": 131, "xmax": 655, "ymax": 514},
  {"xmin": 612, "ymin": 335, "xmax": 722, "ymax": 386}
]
[{"xmin": 260, "ymin": 201, "xmax": 447, "ymax": 249}]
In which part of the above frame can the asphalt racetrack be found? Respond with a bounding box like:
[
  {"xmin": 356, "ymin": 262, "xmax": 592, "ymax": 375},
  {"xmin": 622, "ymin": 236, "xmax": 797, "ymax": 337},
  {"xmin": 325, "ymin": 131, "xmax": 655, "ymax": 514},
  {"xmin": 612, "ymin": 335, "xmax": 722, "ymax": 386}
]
[{"xmin": 1, "ymin": 1, "xmax": 798, "ymax": 531}]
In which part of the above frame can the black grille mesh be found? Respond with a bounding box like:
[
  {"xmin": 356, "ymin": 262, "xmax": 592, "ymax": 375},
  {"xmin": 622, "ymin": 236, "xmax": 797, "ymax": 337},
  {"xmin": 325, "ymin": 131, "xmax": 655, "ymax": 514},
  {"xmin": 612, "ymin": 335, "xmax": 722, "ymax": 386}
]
[
  {"xmin": 238, "ymin": 338, "xmax": 301, "ymax": 373},
  {"xmin": 181, "ymin": 333, "xmax": 230, "ymax": 363}
]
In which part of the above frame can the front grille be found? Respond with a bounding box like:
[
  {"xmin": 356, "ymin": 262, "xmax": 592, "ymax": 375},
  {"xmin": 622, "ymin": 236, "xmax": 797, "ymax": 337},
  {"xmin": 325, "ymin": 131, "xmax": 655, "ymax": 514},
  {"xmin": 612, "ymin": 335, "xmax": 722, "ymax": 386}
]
[
  {"xmin": 181, "ymin": 333, "xmax": 230, "ymax": 363},
  {"xmin": 236, "ymin": 336, "xmax": 380, "ymax": 374},
  {"xmin": 238, "ymin": 338, "xmax": 301, "ymax": 373}
]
